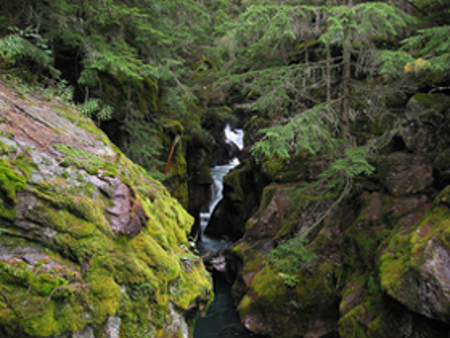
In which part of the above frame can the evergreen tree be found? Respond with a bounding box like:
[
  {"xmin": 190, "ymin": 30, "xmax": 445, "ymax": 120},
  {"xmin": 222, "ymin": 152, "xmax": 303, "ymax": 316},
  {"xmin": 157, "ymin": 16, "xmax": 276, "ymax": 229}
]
[{"xmin": 0, "ymin": 0, "xmax": 217, "ymax": 173}]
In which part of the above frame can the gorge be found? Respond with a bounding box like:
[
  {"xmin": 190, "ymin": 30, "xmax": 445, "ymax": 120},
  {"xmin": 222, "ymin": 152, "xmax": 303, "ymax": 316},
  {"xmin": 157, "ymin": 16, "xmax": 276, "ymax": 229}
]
[
  {"xmin": 193, "ymin": 125, "xmax": 243, "ymax": 338},
  {"xmin": 2, "ymin": 0, "xmax": 450, "ymax": 337}
]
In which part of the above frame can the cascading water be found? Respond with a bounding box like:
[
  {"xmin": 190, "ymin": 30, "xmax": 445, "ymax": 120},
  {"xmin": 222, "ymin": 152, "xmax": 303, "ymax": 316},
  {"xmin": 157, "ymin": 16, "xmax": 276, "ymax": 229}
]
[{"xmin": 193, "ymin": 125, "xmax": 244, "ymax": 338}]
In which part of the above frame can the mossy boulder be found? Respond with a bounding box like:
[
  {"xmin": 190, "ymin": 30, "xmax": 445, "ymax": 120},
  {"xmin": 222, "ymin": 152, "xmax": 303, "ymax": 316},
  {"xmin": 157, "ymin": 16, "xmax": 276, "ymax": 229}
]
[
  {"xmin": 0, "ymin": 81, "xmax": 212, "ymax": 338},
  {"xmin": 233, "ymin": 224, "xmax": 343, "ymax": 338},
  {"xmin": 379, "ymin": 203, "xmax": 450, "ymax": 323},
  {"xmin": 244, "ymin": 183, "xmax": 334, "ymax": 241},
  {"xmin": 221, "ymin": 182, "xmax": 344, "ymax": 337},
  {"xmin": 261, "ymin": 155, "xmax": 329, "ymax": 184}
]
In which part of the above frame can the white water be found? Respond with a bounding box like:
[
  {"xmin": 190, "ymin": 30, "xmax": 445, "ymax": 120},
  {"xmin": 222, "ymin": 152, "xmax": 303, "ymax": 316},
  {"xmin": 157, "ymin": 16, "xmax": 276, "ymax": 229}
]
[
  {"xmin": 224, "ymin": 124, "xmax": 244, "ymax": 150},
  {"xmin": 194, "ymin": 124, "xmax": 244, "ymax": 338},
  {"xmin": 197, "ymin": 125, "xmax": 243, "ymax": 255}
]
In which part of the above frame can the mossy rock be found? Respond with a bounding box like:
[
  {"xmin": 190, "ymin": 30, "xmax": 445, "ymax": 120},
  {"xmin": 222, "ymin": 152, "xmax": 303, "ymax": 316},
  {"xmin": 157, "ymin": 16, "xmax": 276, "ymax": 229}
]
[
  {"xmin": 338, "ymin": 289, "xmax": 450, "ymax": 338},
  {"xmin": 261, "ymin": 154, "xmax": 308, "ymax": 183},
  {"xmin": 0, "ymin": 81, "xmax": 212, "ymax": 338},
  {"xmin": 379, "ymin": 205, "xmax": 450, "ymax": 323},
  {"xmin": 237, "ymin": 260, "xmax": 340, "ymax": 337},
  {"xmin": 407, "ymin": 93, "xmax": 450, "ymax": 114}
]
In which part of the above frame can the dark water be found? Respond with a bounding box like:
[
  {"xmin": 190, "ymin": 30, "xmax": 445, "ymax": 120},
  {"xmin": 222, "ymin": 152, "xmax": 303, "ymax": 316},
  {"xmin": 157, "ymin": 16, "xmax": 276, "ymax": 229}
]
[
  {"xmin": 193, "ymin": 274, "xmax": 241, "ymax": 337},
  {"xmin": 193, "ymin": 127, "xmax": 243, "ymax": 338}
]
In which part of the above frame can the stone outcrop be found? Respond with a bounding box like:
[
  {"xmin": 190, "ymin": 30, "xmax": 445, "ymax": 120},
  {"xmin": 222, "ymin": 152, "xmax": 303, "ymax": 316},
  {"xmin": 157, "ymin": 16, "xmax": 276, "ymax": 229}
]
[
  {"xmin": 215, "ymin": 93, "xmax": 450, "ymax": 337},
  {"xmin": 0, "ymin": 81, "xmax": 212, "ymax": 338}
]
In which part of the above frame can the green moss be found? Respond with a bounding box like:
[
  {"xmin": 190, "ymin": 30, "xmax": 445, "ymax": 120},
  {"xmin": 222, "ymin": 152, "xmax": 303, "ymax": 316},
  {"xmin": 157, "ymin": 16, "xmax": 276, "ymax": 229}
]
[
  {"xmin": 379, "ymin": 206, "xmax": 450, "ymax": 302},
  {"xmin": 163, "ymin": 119, "xmax": 184, "ymax": 135},
  {"xmin": 0, "ymin": 248, "xmax": 87, "ymax": 336},
  {"xmin": 53, "ymin": 144, "xmax": 118, "ymax": 177},
  {"xmin": 0, "ymin": 158, "xmax": 26, "ymax": 204},
  {"xmin": 88, "ymin": 271, "xmax": 122, "ymax": 323},
  {"xmin": 0, "ymin": 139, "xmax": 14, "ymax": 156},
  {"xmin": 0, "ymin": 155, "xmax": 31, "ymax": 221},
  {"xmin": 162, "ymin": 140, "xmax": 188, "ymax": 208},
  {"xmin": 262, "ymin": 155, "xmax": 307, "ymax": 183},
  {"xmin": 413, "ymin": 93, "xmax": 447, "ymax": 109},
  {"xmin": 170, "ymin": 263, "xmax": 212, "ymax": 310},
  {"xmin": 0, "ymin": 80, "xmax": 213, "ymax": 338},
  {"xmin": 434, "ymin": 185, "xmax": 450, "ymax": 207}
]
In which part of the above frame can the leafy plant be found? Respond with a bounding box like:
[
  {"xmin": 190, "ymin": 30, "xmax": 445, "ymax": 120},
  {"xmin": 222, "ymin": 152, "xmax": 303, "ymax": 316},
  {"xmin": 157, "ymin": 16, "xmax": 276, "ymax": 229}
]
[
  {"xmin": 264, "ymin": 236, "xmax": 317, "ymax": 287},
  {"xmin": 77, "ymin": 98, "xmax": 113, "ymax": 122},
  {"xmin": 0, "ymin": 26, "xmax": 59, "ymax": 77},
  {"xmin": 367, "ymin": 274, "xmax": 380, "ymax": 295}
]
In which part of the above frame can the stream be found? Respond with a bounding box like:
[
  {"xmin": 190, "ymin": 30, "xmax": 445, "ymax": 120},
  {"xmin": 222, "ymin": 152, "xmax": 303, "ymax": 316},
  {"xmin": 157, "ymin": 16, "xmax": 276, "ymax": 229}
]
[{"xmin": 193, "ymin": 125, "xmax": 244, "ymax": 338}]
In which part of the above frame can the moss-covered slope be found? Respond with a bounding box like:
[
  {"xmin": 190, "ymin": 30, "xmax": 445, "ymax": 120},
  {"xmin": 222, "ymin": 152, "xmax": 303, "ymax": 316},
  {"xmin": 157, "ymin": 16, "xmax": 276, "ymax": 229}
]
[{"xmin": 0, "ymin": 81, "xmax": 212, "ymax": 338}]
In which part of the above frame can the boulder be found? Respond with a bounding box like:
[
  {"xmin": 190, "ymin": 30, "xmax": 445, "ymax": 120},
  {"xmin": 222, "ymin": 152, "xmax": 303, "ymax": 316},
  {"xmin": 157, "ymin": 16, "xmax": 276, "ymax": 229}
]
[
  {"xmin": 379, "ymin": 200, "xmax": 450, "ymax": 323},
  {"xmin": 0, "ymin": 81, "xmax": 212, "ymax": 337},
  {"xmin": 377, "ymin": 152, "xmax": 433, "ymax": 196},
  {"xmin": 400, "ymin": 93, "xmax": 450, "ymax": 156}
]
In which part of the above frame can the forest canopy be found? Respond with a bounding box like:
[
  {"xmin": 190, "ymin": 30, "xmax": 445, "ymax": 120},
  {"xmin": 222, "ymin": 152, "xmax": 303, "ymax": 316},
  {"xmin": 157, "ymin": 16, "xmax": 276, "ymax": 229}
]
[{"xmin": 0, "ymin": 0, "xmax": 449, "ymax": 179}]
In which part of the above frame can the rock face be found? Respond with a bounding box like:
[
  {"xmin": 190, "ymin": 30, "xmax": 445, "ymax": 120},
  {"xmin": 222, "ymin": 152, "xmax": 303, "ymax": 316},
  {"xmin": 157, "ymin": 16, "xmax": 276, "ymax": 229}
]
[
  {"xmin": 0, "ymin": 81, "xmax": 212, "ymax": 338},
  {"xmin": 205, "ymin": 161, "xmax": 265, "ymax": 241},
  {"xmin": 218, "ymin": 93, "xmax": 450, "ymax": 337}
]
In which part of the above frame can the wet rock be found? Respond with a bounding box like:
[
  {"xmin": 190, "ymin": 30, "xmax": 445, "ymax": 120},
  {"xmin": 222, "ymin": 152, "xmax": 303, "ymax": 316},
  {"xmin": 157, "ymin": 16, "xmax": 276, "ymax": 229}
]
[
  {"xmin": 186, "ymin": 147, "xmax": 213, "ymax": 239},
  {"xmin": 206, "ymin": 161, "xmax": 264, "ymax": 241},
  {"xmin": 211, "ymin": 140, "xmax": 240, "ymax": 166}
]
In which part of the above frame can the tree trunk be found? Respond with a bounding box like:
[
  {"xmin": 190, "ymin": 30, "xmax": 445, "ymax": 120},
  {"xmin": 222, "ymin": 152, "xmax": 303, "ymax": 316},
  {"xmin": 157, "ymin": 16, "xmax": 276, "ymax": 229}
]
[{"xmin": 164, "ymin": 135, "xmax": 181, "ymax": 174}]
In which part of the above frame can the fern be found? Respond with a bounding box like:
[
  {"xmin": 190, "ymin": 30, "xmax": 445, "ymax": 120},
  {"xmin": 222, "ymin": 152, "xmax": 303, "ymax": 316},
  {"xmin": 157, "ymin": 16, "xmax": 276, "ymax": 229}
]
[
  {"xmin": 77, "ymin": 99, "xmax": 113, "ymax": 122},
  {"xmin": 264, "ymin": 236, "xmax": 317, "ymax": 287}
]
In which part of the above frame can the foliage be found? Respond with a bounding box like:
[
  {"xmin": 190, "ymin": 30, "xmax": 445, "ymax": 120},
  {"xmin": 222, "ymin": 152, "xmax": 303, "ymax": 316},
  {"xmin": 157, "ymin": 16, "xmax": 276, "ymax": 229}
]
[
  {"xmin": 0, "ymin": 0, "xmax": 223, "ymax": 172},
  {"xmin": 251, "ymin": 105, "xmax": 338, "ymax": 160},
  {"xmin": 402, "ymin": 25, "xmax": 450, "ymax": 73},
  {"xmin": 120, "ymin": 114, "xmax": 165, "ymax": 178},
  {"xmin": 264, "ymin": 236, "xmax": 317, "ymax": 287},
  {"xmin": 319, "ymin": 3, "xmax": 412, "ymax": 46},
  {"xmin": 78, "ymin": 99, "xmax": 113, "ymax": 122},
  {"xmin": 0, "ymin": 26, "xmax": 59, "ymax": 77},
  {"xmin": 318, "ymin": 145, "xmax": 375, "ymax": 190}
]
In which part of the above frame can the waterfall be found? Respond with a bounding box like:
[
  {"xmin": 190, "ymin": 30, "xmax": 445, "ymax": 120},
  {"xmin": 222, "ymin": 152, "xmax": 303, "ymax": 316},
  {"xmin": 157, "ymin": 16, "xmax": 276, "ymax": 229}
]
[
  {"xmin": 197, "ymin": 124, "xmax": 243, "ymax": 256},
  {"xmin": 194, "ymin": 124, "xmax": 244, "ymax": 338}
]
